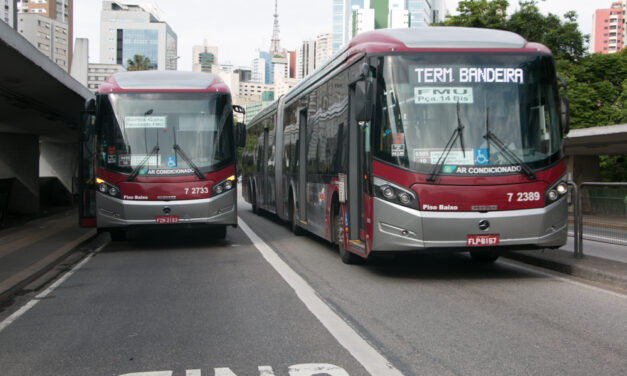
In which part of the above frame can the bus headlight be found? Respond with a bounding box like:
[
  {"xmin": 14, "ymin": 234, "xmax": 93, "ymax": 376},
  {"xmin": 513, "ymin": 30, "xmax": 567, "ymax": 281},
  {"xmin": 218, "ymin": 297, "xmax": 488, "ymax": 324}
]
[
  {"xmin": 212, "ymin": 175, "xmax": 236, "ymax": 196},
  {"xmin": 373, "ymin": 177, "xmax": 418, "ymax": 209},
  {"xmin": 96, "ymin": 178, "xmax": 121, "ymax": 199},
  {"xmin": 545, "ymin": 179, "xmax": 568, "ymax": 205}
]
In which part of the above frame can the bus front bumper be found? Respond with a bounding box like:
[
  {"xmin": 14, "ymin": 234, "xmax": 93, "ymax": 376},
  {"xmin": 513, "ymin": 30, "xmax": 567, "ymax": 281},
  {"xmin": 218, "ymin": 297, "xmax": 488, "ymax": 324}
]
[
  {"xmin": 371, "ymin": 197, "xmax": 568, "ymax": 252},
  {"xmin": 96, "ymin": 190, "xmax": 237, "ymax": 228}
]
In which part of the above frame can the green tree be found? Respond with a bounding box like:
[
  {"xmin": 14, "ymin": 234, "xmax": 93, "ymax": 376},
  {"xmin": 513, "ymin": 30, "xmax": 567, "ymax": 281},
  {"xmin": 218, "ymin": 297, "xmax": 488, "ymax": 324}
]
[
  {"xmin": 441, "ymin": 0, "xmax": 509, "ymax": 29},
  {"xmin": 507, "ymin": 2, "xmax": 587, "ymax": 61},
  {"xmin": 127, "ymin": 55, "xmax": 153, "ymax": 71}
]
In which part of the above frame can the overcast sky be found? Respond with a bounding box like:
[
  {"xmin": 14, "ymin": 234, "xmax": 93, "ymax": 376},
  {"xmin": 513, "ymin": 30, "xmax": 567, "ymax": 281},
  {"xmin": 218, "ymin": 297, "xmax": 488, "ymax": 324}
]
[{"xmin": 74, "ymin": 0, "xmax": 601, "ymax": 71}]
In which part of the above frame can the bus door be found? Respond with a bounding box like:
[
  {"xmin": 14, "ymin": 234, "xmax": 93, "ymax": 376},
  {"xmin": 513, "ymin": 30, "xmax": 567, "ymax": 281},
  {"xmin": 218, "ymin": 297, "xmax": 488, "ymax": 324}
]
[
  {"xmin": 297, "ymin": 109, "xmax": 307, "ymax": 224},
  {"xmin": 347, "ymin": 84, "xmax": 368, "ymax": 245},
  {"xmin": 261, "ymin": 126, "xmax": 269, "ymax": 209},
  {"xmin": 78, "ymin": 100, "xmax": 97, "ymax": 227}
]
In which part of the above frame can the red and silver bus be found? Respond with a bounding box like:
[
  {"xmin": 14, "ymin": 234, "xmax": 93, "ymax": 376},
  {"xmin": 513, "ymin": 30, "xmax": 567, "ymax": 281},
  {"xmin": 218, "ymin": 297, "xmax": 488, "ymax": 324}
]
[
  {"xmin": 79, "ymin": 71, "xmax": 246, "ymax": 240},
  {"xmin": 241, "ymin": 27, "xmax": 570, "ymax": 263}
]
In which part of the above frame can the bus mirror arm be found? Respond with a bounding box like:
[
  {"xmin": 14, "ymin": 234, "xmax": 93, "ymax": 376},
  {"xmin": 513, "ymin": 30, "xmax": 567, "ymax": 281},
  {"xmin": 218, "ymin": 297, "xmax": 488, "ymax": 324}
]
[
  {"xmin": 236, "ymin": 122, "xmax": 246, "ymax": 148},
  {"xmin": 355, "ymin": 80, "xmax": 373, "ymax": 123},
  {"xmin": 560, "ymin": 96, "xmax": 570, "ymax": 135},
  {"xmin": 556, "ymin": 76, "xmax": 569, "ymax": 135}
]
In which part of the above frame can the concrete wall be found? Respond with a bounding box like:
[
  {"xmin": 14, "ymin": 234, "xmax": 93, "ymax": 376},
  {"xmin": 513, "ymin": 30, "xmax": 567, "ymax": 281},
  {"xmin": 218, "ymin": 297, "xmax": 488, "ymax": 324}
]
[
  {"xmin": 0, "ymin": 133, "xmax": 40, "ymax": 214},
  {"xmin": 39, "ymin": 141, "xmax": 77, "ymax": 195}
]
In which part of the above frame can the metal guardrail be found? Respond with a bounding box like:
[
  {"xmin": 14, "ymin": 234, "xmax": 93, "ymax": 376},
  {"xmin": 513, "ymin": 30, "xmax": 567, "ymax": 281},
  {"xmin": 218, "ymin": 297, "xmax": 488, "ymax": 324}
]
[{"xmin": 570, "ymin": 182, "xmax": 627, "ymax": 258}]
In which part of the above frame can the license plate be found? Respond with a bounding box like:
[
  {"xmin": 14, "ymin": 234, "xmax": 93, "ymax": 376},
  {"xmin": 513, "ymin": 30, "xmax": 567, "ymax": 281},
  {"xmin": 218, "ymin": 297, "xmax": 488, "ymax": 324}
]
[
  {"xmin": 155, "ymin": 216, "xmax": 179, "ymax": 224},
  {"xmin": 466, "ymin": 234, "xmax": 500, "ymax": 247}
]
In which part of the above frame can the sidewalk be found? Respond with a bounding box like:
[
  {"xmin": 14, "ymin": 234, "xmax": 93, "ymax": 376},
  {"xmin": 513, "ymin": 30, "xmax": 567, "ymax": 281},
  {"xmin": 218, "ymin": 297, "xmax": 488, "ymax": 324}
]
[
  {"xmin": 503, "ymin": 240, "xmax": 627, "ymax": 291},
  {"xmin": 0, "ymin": 208, "xmax": 97, "ymax": 304}
]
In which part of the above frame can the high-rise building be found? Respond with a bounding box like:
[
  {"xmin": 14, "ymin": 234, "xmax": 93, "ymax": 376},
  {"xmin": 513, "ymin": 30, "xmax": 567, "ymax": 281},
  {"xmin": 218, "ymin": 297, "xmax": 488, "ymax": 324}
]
[
  {"xmin": 296, "ymin": 39, "xmax": 316, "ymax": 80},
  {"xmin": 16, "ymin": 0, "xmax": 73, "ymax": 71},
  {"xmin": 192, "ymin": 40, "xmax": 218, "ymax": 73},
  {"xmin": 100, "ymin": 1, "xmax": 178, "ymax": 70},
  {"xmin": 333, "ymin": 0, "xmax": 447, "ymax": 53},
  {"xmin": 315, "ymin": 33, "xmax": 333, "ymax": 68},
  {"xmin": 592, "ymin": 1, "xmax": 626, "ymax": 54},
  {"xmin": 1, "ymin": 0, "xmax": 17, "ymax": 28}
]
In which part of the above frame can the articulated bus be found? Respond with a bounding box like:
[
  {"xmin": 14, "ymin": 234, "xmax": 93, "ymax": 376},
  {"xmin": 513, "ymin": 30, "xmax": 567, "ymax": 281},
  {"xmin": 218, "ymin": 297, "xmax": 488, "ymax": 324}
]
[
  {"xmin": 242, "ymin": 27, "xmax": 570, "ymax": 264},
  {"xmin": 79, "ymin": 71, "xmax": 246, "ymax": 240}
]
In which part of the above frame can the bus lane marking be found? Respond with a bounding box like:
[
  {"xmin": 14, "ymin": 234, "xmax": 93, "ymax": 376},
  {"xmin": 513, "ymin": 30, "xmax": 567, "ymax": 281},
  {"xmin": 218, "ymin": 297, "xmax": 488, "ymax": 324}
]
[{"xmin": 238, "ymin": 218, "xmax": 404, "ymax": 376}]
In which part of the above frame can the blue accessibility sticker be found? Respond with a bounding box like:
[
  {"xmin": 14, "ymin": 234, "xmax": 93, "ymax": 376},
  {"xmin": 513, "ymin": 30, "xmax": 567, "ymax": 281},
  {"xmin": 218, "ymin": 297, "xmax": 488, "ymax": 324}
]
[
  {"xmin": 474, "ymin": 148, "xmax": 490, "ymax": 165},
  {"xmin": 166, "ymin": 156, "xmax": 177, "ymax": 168}
]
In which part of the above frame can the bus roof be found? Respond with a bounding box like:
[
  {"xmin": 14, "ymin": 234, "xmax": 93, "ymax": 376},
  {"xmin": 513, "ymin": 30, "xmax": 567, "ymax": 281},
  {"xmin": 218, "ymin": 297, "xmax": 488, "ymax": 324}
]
[
  {"xmin": 347, "ymin": 27, "xmax": 539, "ymax": 51},
  {"xmin": 249, "ymin": 27, "xmax": 551, "ymax": 125},
  {"xmin": 98, "ymin": 71, "xmax": 230, "ymax": 94}
]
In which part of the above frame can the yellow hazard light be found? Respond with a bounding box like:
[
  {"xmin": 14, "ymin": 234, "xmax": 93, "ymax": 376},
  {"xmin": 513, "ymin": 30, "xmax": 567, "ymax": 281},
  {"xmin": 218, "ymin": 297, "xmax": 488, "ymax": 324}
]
[
  {"xmin": 96, "ymin": 178, "xmax": 105, "ymax": 184},
  {"xmin": 227, "ymin": 175, "xmax": 236, "ymax": 181}
]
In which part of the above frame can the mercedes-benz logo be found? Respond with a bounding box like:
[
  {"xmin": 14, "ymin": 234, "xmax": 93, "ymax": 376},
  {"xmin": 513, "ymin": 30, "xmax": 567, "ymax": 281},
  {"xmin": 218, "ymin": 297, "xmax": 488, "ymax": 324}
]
[
  {"xmin": 163, "ymin": 206, "xmax": 171, "ymax": 215},
  {"xmin": 478, "ymin": 220, "xmax": 490, "ymax": 231}
]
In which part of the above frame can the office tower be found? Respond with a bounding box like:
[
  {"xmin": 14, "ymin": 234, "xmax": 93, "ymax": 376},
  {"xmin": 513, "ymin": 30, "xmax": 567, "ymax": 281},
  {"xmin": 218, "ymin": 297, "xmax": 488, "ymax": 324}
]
[
  {"xmin": 333, "ymin": 0, "xmax": 447, "ymax": 53},
  {"xmin": 17, "ymin": 0, "xmax": 73, "ymax": 71},
  {"xmin": 100, "ymin": 1, "xmax": 178, "ymax": 70},
  {"xmin": 315, "ymin": 33, "xmax": 333, "ymax": 68},
  {"xmin": 192, "ymin": 40, "xmax": 218, "ymax": 73},
  {"xmin": 1, "ymin": 0, "xmax": 17, "ymax": 28}
]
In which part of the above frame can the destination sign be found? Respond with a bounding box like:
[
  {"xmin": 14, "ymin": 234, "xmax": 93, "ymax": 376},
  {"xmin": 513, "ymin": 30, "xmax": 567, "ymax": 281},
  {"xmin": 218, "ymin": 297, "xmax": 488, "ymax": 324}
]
[{"xmin": 413, "ymin": 67, "xmax": 525, "ymax": 84}]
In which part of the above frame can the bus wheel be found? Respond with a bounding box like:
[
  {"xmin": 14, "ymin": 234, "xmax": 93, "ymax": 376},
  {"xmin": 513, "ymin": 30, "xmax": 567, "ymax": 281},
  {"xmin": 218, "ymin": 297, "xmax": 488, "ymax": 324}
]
[
  {"xmin": 109, "ymin": 228, "xmax": 126, "ymax": 241},
  {"xmin": 251, "ymin": 186, "xmax": 259, "ymax": 214},
  {"xmin": 290, "ymin": 198, "xmax": 304, "ymax": 236},
  {"xmin": 334, "ymin": 212, "xmax": 361, "ymax": 265},
  {"xmin": 470, "ymin": 251, "xmax": 499, "ymax": 263},
  {"xmin": 214, "ymin": 225, "xmax": 227, "ymax": 240}
]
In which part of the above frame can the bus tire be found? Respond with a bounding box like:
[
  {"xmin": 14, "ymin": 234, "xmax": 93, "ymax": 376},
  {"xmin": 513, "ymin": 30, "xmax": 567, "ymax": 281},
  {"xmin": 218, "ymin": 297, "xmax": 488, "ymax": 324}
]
[
  {"xmin": 109, "ymin": 228, "xmax": 126, "ymax": 241},
  {"xmin": 214, "ymin": 225, "xmax": 227, "ymax": 240},
  {"xmin": 290, "ymin": 197, "xmax": 304, "ymax": 236},
  {"xmin": 334, "ymin": 211, "xmax": 361, "ymax": 265},
  {"xmin": 470, "ymin": 251, "xmax": 499, "ymax": 263},
  {"xmin": 251, "ymin": 185, "xmax": 259, "ymax": 214}
]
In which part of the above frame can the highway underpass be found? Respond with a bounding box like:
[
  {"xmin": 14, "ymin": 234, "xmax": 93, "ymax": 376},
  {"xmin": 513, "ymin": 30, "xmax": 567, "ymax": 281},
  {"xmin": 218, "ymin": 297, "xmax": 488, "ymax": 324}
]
[{"xmin": 0, "ymin": 21, "xmax": 92, "ymax": 220}]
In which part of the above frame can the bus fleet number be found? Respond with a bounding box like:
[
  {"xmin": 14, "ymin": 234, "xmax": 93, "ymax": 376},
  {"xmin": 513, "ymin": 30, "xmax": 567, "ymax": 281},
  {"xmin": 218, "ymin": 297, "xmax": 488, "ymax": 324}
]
[
  {"xmin": 185, "ymin": 187, "xmax": 209, "ymax": 195},
  {"xmin": 507, "ymin": 192, "xmax": 541, "ymax": 202}
]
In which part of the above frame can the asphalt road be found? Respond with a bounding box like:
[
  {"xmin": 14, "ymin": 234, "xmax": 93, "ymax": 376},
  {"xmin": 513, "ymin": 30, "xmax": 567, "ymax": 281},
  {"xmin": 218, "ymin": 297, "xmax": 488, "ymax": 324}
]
[{"xmin": 1, "ymin": 196, "xmax": 626, "ymax": 375}]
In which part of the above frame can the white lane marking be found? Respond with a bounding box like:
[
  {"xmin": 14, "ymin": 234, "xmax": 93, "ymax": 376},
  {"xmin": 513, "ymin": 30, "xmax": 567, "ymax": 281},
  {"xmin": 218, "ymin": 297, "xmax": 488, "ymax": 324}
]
[
  {"xmin": 289, "ymin": 364, "xmax": 349, "ymax": 376},
  {"xmin": 238, "ymin": 218, "xmax": 404, "ymax": 376},
  {"xmin": 500, "ymin": 259, "xmax": 627, "ymax": 300},
  {"xmin": 0, "ymin": 242, "xmax": 106, "ymax": 334}
]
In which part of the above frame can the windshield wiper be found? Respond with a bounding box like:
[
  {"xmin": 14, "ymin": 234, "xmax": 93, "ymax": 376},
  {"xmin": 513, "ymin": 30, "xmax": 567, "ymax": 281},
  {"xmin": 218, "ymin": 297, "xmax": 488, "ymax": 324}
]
[
  {"xmin": 127, "ymin": 145, "xmax": 159, "ymax": 182},
  {"xmin": 484, "ymin": 131, "xmax": 537, "ymax": 180},
  {"xmin": 427, "ymin": 103, "xmax": 466, "ymax": 182},
  {"xmin": 173, "ymin": 144, "xmax": 205, "ymax": 180}
]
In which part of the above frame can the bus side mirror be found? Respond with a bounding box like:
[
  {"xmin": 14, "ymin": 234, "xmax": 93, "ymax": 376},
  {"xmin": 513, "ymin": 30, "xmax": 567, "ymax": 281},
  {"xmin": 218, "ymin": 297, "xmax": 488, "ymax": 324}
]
[
  {"xmin": 560, "ymin": 96, "xmax": 570, "ymax": 135},
  {"xmin": 85, "ymin": 98, "xmax": 96, "ymax": 114},
  {"xmin": 236, "ymin": 122, "xmax": 246, "ymax": 148},
  {"xmin": 556, "ymin": 76, "xmax": 569, "ymax": 135},
  {"xmin": 355, "ymin": 80, "xmax": 372, "ymax": 123},
  {"xmin": 80, "ymin": 98, "xmax": 96, "ymax": 142}
]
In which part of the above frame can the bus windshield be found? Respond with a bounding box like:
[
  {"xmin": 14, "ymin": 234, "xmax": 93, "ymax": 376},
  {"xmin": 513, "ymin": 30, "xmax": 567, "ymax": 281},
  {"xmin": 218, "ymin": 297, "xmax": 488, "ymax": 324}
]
[
  {"xmin": 96, "ymin": 92, "xmax": 234, "ymax": 176},
  {"xmin": 373, "ymin": 53, "xmax": 563, "ymax": 175}
]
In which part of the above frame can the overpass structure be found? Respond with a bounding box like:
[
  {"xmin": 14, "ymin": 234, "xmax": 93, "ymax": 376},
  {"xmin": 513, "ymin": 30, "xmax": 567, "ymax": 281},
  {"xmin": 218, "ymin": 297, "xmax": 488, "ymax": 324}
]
[{"xmin": 0, "ymin": 21, "xmax": 92, "ymax": 217}]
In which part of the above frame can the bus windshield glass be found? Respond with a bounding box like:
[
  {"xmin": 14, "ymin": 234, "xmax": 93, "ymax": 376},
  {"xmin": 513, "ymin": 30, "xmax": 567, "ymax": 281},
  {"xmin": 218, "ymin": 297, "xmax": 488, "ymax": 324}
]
[
  {"xmin": 374, "ymin": 53, "xmax": 563, "ymax": 175},
  {"xmin": 96, "ymin": 92, "xmax": 233, "ymax": 176}
]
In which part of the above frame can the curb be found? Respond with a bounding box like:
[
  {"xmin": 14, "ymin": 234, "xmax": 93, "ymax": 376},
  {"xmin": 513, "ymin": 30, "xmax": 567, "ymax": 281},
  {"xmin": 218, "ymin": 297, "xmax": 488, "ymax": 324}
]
[{"xmin": 503, "ymin": 249, "xmax": 627, "ymax": 291}]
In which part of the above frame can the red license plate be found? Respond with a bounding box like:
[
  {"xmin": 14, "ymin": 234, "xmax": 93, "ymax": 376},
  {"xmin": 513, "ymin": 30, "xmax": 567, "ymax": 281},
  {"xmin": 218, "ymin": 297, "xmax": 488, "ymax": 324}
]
[
  {"xmin": 467, "ymin": 234, "xmax": 500, "ymax": 247},
  {"xmin": 155, "ymin": 216, "xmax": 179, "ymax": 224}
]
